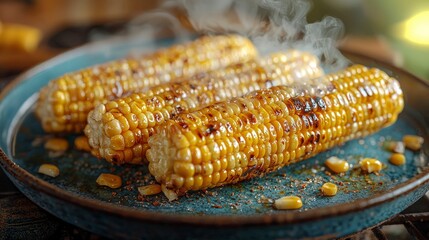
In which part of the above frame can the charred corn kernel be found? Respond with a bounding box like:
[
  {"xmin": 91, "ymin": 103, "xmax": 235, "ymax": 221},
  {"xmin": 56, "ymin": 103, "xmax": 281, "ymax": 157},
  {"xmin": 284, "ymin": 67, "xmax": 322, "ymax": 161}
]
[
  {"xmin": 360, "ymin": 158, "xmax": 383, "ymax": 173},
  {"xmin": 96, "ymin": 173, "xmax": 122, "ymax": 189},
  {"xmin": 0, "ymin": 22, "xmax": 41, "ymax": 52},
  {"xmin": 38, "ymin": 164, "xmax": 60, "ymax": 177},
  {"xmin": 44, "ymin": 138, "xmax": 69, "ymax": 152},
  {"xmin": 389, "ymin": 153, "xmax": 406, "ymax": 166},
  {"xmin": 384, "ymin": 141, "xmax": 405, "ymax": 153},
  {"xmin": 274, "ymin": 196, "xmax": 303, "ymax": 210},
  {"xmin": 403, "ymin": 135, "xmax": 424, "ymax": 151},
  {"xmin": 74, "ymin": 136, "xmax": 91, "ymax": 151},
  {"xmin": 138, "ymin": 184, "xmax": 162, "ymax": 196},
  {"xmin": 86, "ymin": 50, "xmax": 324, "ymax": 164},
  {"xmin": 320, "ymin": 183, "xmax": 338, "ymax": 196},
  {"xmin": 325, "ymin": 156, "xmax": 349, "ymax": 173},
  {"xmin": 36, "ymin": 35, "xmax": 258, "ymax": 133},
  {"xmin": 147, "ymin": 65, "xmax": 404, "ymax": 197}
]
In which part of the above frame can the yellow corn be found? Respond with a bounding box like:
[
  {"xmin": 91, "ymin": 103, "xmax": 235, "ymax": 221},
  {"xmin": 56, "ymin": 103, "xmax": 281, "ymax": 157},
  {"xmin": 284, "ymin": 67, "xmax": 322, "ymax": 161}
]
[
  {"xmin": 85, "ymin": 51, "xmax": 323, "ymax": 165},
  {"xmin": 384, "ymin": 141, "xmax": 405, "ymax": 153},
  {"xmin": 403, "ymin": 135, "xmax": 424, "ymax": 151},
  {"xmin": 0, "ymin": 22, "xmax": 41, "ymax": 52},
  {"xmin": 96, "ymin": 173, "xmax": 122, "ymax": 189},
  {"xmin": 320, "ymin": 182, "xmax": 338, "ymax": 196},
  {"xmin": 44, "ymin": 138, "xmax": 69, "ymax": 152},
  {"xmin": 138, "ymin": 184, "xmax": 162, "ymax": 196},
  {"xmin": 389, "ymin": 153, "xmax": 406, "ymax": 166},
  {"xmin": 74, "ymin": 136, "xmax": 91, "ymax": 151},
  {"xmin": 325, "ymin": 156, "xmax": 349, "ymax": 173},
  {"xmin": 146, "ymin": 65, "xmax": 403, "ymax": 197},
  {"xmin": 274, "ymin": 196, "xmax": 303, "ymax": 210},
  {"xmin": 38, "ymin": 164, "xmax": 60, "ymax": 177},
  {"xmin": 36, "ymin": 35, "xmax": 257, "ymax": 133},
  {"xmin": 359, "ymin": 158, "xmax": 383, "ymax": 173},
  {"xmin": 161, "ymin": 184, "xmax": 179, "ymax": 201}
]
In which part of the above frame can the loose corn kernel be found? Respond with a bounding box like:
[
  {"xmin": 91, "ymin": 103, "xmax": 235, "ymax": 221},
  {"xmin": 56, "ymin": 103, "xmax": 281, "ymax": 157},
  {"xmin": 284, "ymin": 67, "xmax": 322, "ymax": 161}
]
[
  {"xmin": 320, "ymin": 183, "xmax": 338, "ymax": 196},
  {"xmin": 274, "ymin": 195, "xmax": 303, "ymax": 210},
  {"xmin": 403, "ymin": 135, "xmax": 424, "ymax": 151},
  {"xmin": 74, "ymin": 136, "xmax": 91, "ymax": 151},
  {"xmin": 38, "ymin": 164, "xmax": 60, "ymax": 177},
  {"xmin": 389, "ymin": 153, "xmax": 406, "ymax": 166},
  {"xmin": 138, "ymin": 184, "xmax": 162, "ymax": 196},
  {"xmin": 44, "ymin": 138, "xmax": 69, "ymax": 152},
  {"xmin": 325, "ymin": 156, "xmax": 349, "ymax": 173},
  {"xmin": 96, "ymin": 173, "xmax": 122, "ymax": 189},
  {"xmin": 360, "ymin": 158, "xmax": 383, "ymax": 173},
  {"xmin": 384, "ymin": 141, "xmax": 405, "ymax": 153},
  {"xmin": 161, "ymin": 185, "xmax": 178, "ymax": 202}
]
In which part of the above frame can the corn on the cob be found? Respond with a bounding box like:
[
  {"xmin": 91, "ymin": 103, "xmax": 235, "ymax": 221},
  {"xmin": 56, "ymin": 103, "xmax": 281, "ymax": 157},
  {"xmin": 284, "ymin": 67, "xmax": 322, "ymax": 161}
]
[
  {"xmin": 85, "ymin": 51, "xmax": 324, "ymax": 164},
  {"xmin": 146, "ymin": 65, "xmax": 404, "ymax": 199},
  {"xmin": 36, "ymin": 35, "xmax": 257, "ymax": 133}
]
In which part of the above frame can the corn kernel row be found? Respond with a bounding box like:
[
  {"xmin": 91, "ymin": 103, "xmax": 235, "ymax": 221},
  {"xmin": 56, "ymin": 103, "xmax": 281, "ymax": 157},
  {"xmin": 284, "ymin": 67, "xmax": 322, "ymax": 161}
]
[
  {"xmin": 146, "ymin": 65, "xmax": 404, "ymax": 198},
  {"xmin": 36, "ymin": 35, "xmax": 258, "ymax": 133},
  {"xmin": 85, "ymin": 51, "xmax": 323, "ymax": 164}
]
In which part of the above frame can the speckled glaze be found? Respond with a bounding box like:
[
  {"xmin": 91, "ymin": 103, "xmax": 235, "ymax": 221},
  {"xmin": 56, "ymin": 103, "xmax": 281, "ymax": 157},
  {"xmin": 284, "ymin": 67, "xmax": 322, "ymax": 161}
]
[{"xmin": 0, "ymin": 36, "xmax": 429, "ymax": 240}]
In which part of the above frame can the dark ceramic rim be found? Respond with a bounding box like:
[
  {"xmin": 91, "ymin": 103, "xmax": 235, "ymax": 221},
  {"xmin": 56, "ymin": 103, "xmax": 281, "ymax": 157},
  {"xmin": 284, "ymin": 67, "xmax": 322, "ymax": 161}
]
[{"xmin": 0, "ymin": 39, "xmax": 429, "ymax": 227}]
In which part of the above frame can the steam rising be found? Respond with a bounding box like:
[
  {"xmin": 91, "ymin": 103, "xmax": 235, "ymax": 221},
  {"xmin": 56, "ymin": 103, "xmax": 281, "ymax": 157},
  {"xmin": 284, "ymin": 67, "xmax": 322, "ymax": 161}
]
[
  {"xmin": 180, "ymin": 0, "xmax": 349, "ymax": 72},
  {"xmin": 127, "ymin": 0, "xmax": 349, "ymax": 72}
]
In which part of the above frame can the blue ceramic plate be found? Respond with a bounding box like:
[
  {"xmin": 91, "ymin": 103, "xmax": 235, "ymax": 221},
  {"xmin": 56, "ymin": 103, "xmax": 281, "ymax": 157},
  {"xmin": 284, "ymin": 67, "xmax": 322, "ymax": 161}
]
[{"xmin": 0, "ymin": 36, "xmax": 429, "ymax": 240}]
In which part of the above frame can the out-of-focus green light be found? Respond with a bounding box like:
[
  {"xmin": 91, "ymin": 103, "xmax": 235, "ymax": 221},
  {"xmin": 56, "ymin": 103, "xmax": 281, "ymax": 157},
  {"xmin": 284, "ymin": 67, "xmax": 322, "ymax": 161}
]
[{"xmin": 396, "ymin": 11, "xmax": 429, "ymax": 45}]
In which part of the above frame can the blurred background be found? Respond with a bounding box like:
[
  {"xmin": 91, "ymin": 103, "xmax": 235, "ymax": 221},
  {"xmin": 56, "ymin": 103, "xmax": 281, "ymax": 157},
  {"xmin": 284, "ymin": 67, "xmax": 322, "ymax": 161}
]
[
  {"xmin": 0, "ymin": 0, "xmax": 429, "ymax": 80},
  {"xmin": 310, "ymin": 0, "xmax": 429, "ymax": 81}
]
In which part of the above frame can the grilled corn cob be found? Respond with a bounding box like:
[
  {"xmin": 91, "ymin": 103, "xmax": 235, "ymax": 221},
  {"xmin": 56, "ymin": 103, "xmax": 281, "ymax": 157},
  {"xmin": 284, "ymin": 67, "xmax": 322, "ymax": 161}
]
[
  {"xmin": 36, "ymin": 35, "xmax": 257, "ymax": 133},
  {"xmin": 85, "ymin": 51, "xmax": 324, "ymax": 164},
  {"xmin": 146, "ymin": 65, "xmax": 404, "ymax": 199}
]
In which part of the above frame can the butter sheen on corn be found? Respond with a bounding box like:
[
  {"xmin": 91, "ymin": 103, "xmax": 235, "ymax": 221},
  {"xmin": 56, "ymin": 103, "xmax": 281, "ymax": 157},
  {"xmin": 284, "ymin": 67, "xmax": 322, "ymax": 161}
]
[
  {"xmin": 146, "ymin": 65, "xmax": 404, "ymax": 198},
  {"xmin": 36, "ymin": 35, "xmax": 257, "ymax": 133},
  {"xmin": 85, "ymin": 51, "xmax": 324, "ymax": 164}
]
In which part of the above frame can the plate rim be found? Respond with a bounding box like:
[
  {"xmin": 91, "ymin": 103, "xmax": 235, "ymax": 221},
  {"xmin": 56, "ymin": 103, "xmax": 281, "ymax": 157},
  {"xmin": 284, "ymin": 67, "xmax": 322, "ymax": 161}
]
[{"xmin": 1, "ymin": 41, "xmax": 429, "ymax": 227}]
